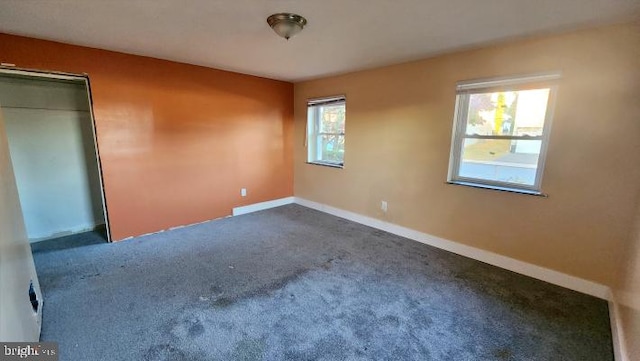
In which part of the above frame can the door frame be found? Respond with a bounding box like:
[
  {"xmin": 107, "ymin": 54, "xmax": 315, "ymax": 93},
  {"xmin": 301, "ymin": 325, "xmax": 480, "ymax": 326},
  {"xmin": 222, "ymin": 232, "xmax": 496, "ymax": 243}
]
[{"xmin": 0, "ymin": 65, "xmax": 112, "ymax": 242}]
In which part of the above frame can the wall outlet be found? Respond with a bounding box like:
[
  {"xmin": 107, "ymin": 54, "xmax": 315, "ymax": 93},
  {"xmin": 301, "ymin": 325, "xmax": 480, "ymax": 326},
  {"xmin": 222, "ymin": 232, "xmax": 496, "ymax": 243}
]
[
  {"xmin": 241, "ymin": 188, "xmax": 247, "ymax": 197},
  {"xmin": 381, "ymin": 201, "xmax": 388, "ymax": 213}
]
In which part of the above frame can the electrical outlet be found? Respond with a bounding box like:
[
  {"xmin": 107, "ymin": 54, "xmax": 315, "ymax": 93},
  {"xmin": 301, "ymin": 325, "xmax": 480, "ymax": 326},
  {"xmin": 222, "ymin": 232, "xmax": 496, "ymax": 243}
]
[
  {"xmin": 381, "ymin": 201, "xmax": 388, "ymax": 213},
  {"xmin": 241, "ymin": 188, "xmax": 247, "ymax": 197}
]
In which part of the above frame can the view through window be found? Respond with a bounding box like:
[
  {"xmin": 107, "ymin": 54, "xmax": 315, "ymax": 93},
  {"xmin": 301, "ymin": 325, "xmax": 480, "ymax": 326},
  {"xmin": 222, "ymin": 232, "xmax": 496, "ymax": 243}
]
[
  {"xmin": 307, "ymin": 96, "xmax": 346, "ymax": 167},
  {"xmin": 448, "ymin": 74, "xmax": 559, "ymax": 193}
]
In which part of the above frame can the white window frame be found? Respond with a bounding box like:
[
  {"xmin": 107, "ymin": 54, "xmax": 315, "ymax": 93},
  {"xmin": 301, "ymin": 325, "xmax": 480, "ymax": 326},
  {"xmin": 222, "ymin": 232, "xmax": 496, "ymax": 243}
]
[
  {"xmin": 306, "ymin": 95, "xmax": 346, "ymax": 168},
  {"xmin": 447, "ymin": 73, "xmax": 561, "ymax": 195}
]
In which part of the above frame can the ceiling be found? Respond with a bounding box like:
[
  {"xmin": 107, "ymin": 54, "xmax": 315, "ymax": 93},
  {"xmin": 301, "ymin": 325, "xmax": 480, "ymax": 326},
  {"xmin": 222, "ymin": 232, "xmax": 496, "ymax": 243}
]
[{"xmin": 0, "ymin": 0, "xmax": 638, "ymax": 82}]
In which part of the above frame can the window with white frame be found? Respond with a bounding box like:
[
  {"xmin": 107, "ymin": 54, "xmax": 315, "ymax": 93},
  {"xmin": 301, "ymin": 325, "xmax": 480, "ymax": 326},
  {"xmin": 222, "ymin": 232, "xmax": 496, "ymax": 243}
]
[
  {"xmin": 307, "ymin": 96, "xmax": 346, "ymax": 167},
  {"xmin": 447, "ymin": 73, "xmax": 560, "ymax": 195}
]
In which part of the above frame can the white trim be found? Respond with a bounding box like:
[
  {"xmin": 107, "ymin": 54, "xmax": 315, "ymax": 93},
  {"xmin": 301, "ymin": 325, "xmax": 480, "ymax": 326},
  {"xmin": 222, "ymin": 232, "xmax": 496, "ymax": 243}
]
[
  {"xmin": 82, "ymin": 77, "xmax": 112, "ymax": 242},
  {"xmin": 293, "ymin": 197, "xmax": 610, "ymax": 300},
  {"xmin": 609, "ymin": 296, "xmax": 629, "ymax": 361},
  {"xmin": 119, "ymin": 196, "xmax": 295, "ymax": 240},
  {"xmin": 232, "ymin": 197, "xmax": 295, "ymax": 216},
  {"xmin": 609, "ymin": 289, "xmax": 640, "ymax": 361}
]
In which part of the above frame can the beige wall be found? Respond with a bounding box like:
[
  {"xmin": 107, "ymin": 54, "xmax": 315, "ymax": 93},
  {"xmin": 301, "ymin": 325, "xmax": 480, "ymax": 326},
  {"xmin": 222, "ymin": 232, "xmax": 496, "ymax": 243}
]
[
  {"xmin": 616, "ymin": 199, "xmax": 640, "ymax": 360},
  {"xmin": 294, "ymin": 23, "xmax": 640, "ymax": 287},
  {"xmin": 0, "ymin": 107, "xmax": 42, "ymax": 341}
]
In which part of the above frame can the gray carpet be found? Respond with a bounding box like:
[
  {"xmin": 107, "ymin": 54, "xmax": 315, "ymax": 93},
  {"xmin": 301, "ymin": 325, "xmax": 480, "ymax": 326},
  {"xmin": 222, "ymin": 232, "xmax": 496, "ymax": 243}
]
[{"xmin": 32, "ymin": 204, "xmax": 613, "ymax": 361}]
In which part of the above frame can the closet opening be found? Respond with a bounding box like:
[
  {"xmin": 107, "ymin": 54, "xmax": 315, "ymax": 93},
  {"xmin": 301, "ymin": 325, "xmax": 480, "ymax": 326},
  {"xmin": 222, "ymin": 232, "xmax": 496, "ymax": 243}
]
[{"xmin": 0, "ymin": 67, "xmax": 110, "ymax": 244}]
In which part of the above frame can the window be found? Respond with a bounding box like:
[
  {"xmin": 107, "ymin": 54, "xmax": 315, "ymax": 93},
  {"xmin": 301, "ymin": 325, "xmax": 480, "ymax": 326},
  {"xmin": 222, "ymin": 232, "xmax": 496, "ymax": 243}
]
[
  {"xmin": 307, "ymin": 96, "xmax": 346, "ymax": 167},
  {"xmin": 447, "ymin": 73, "xmax": 559, "ymax": 195}
]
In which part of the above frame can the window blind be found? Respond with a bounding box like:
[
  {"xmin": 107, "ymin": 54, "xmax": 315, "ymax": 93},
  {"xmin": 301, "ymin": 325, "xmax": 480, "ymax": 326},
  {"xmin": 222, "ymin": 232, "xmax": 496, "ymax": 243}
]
[
  {"xmin": 456, "ymin": 72, "xmax": 561, "ymax": 93},
  {"xmin": 307, "ymin": 95, "xmax": 346, "ymax": 107}
]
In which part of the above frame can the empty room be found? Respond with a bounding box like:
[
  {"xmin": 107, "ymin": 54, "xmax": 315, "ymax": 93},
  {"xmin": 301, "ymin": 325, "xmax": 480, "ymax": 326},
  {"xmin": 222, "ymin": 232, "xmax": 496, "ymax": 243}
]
[{"xmin": 0, "ymin": 1, "xmax": 639, "ymax": 360}]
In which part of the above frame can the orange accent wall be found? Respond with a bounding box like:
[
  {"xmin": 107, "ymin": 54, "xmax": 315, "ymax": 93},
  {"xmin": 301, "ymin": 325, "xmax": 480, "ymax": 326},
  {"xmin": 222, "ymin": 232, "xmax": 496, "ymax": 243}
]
[{"xmin": 0, "ymin": 33, "xmax": 294, "ymax": 241}]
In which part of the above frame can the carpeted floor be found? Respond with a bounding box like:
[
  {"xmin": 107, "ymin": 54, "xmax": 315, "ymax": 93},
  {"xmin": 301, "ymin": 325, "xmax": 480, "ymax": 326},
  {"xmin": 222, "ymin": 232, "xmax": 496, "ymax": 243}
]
[{"xmin": 32, "ymin": 204, "xmax": 613, "ymax": 361}]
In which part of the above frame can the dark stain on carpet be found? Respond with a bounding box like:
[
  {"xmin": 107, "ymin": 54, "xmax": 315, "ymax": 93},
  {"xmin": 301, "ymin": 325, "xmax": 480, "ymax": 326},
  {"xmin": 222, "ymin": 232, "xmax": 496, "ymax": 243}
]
[{"xmin": 211, "ymin": 268, "xmax": 310, "ymax": 308}]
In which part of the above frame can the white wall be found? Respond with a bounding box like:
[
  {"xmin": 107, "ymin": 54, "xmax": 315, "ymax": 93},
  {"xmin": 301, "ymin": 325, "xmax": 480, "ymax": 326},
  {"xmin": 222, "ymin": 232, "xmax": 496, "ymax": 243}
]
[
  {"xmin": 0, "ymin": 76, "xmax": 104, "ymax": 241},
  {"xmin": 0, "ymin": 107, "xmax": 42, "ymax": 341}
]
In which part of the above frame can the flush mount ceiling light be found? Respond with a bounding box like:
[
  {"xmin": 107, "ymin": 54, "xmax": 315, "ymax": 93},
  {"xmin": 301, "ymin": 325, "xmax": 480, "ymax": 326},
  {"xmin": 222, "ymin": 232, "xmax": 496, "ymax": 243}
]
[{"xmin": 267, "ymin": 13, "xmax": 307, "ymax": 40}]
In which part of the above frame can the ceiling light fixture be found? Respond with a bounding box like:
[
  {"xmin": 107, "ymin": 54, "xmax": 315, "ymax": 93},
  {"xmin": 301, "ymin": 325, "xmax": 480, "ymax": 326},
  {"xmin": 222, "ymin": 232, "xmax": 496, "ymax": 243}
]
[{"xmin": 267, "ymin": 13, "xmax": 307, "ymax": 40}]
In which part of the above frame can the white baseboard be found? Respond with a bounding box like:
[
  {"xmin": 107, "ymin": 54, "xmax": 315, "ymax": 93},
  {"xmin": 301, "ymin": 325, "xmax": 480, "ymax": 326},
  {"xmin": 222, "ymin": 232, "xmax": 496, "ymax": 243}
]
[
  {"xmin": 232, "ymin": 196, "xmax": 295, "ymax": 216},
  {"xmin": 293, "ymin": 197, "xmax": 611, "ymax": 301},
  {"xmin": 609, "ymin": 297, "xmax": 629, "ymax": 361},
  {"xmin": 123, "ymin": 197, "xmax": 295, "ymax": 241},
  {"xmin": 293, "ymin": 197, "xmax": 629, "ymax": 358},
  {"xmin": 118, "ymin": 195, "xmax": 627, "ymax": 359}
]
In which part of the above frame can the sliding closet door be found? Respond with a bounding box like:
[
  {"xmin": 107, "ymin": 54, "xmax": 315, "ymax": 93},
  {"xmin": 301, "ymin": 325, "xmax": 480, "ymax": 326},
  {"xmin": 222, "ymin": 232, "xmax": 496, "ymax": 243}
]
[{"xmin": 0, "ymin": 105, "xmax": 42, "ymax": 341}]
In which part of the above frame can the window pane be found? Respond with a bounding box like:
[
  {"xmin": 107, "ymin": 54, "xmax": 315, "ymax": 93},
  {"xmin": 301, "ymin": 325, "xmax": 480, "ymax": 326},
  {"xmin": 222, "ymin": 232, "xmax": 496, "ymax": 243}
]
[
  {"xmin": 459, "ymin": 139, "xmax": 541, "ymax": 185},
  {"xmin": 317, "ymin": 134, "xmax": 344, "ymax": 163},
  {"xmin": 319, "ymin": 104, "xmax": 345, "ymax": 134},
  {"xmin": 465, "ymin": 89, "xmax": 550, "ymax": 137}
]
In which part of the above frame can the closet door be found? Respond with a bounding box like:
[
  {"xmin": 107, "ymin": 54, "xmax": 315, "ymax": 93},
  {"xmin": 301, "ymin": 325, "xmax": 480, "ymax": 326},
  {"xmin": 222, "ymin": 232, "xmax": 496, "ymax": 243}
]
[{"xmin": 0, "ymin": 105, "xmax": 43, "ymax": 341}]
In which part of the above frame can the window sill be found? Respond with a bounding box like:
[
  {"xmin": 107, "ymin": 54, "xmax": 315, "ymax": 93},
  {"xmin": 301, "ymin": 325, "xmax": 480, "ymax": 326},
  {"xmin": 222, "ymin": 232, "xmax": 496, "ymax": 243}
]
[
  {"xmin": 446, "ymin": 180, "xmax": 547, "ymax": 197},
  {"xmin": 307, "ymin": 161, "xmax": 344, "ymax": 169}
]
